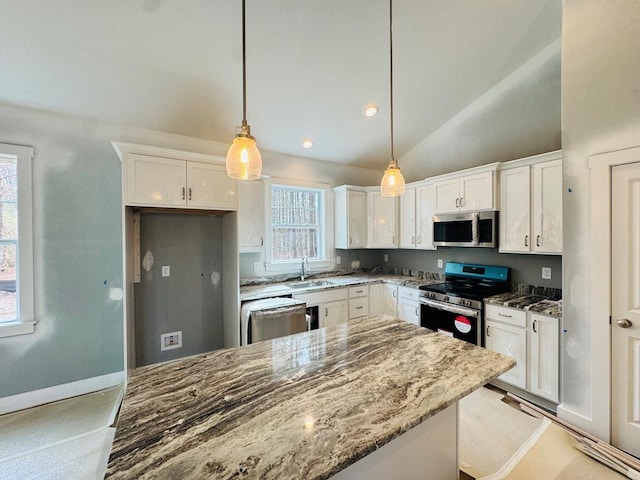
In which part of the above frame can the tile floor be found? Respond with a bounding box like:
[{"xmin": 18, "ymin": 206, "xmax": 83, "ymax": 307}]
[{"xmin": 0, "ymin": 385, "xmax": 123, "ymax": 480}]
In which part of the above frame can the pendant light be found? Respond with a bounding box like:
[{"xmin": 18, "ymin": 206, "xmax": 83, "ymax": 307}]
[
  {"xmin": 380, "ymin": 0, "xmax": 405, "ymax": 197},
  {"xmin": 226, "ymin": 0, "xmax": 262, "ymax": 180}
]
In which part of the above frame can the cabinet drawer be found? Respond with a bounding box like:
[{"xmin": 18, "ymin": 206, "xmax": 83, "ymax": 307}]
[
  {"xmin": 485, "ymin": 304, "xmax": 526, "ymax": 328},
  {"xmin": 349, "ymin": 297, "xmax": 369, "ymax": 318},
  {"xmin": 398, "ymin": 286, "xmax": 420, "ymax": 301},
  {"xmin": 294, "ymin": 287, "xmax": 348, "ymax": 305},
  {"xmin": 349, "ymin": 285, "xmax": 369, "ymax": 298}
]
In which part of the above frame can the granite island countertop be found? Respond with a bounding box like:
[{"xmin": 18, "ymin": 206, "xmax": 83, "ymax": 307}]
[
  {"xmin": 106, "ymin": 316, "xmax": 514, "ymax": 480},
  {"xmin": 485, "ymin": 292, "xmax": 562, "ymax": 318}
]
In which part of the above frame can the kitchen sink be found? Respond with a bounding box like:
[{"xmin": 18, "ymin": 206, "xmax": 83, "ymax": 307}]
[{"xmin": 285, "ymin": 280, "xmax": 334, "ymax": 289}]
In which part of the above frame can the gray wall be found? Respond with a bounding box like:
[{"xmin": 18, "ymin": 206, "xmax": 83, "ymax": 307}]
[
  {"xmin": 382, "ymin": 248, "xmax": 562, "ymax": 289},
  {"xmin": 134, "ymin": 213, "xmax": 224, "ymax": 367},
  {"xmin": 561, "ymin": 0, "xmax": 640, "ymax": 431}
]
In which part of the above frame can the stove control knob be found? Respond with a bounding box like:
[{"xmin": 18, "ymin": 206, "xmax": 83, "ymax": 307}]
[{"xmin": 444, "ymin": 296, "xmax": 449, "ymax": 302}]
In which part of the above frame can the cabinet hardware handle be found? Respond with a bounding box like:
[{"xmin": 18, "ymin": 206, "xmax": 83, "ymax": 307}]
[
  {"xmin": 415, "ymin": 306, "xmax": 419, "ymax": 316},
  {"xmin": 393, "ymin": 290, "xmax": 397, "ymax": 298},
  {"xmin": 533, "ymin": 319, "xmax": 537, "ymax": 333},
  {"xmin": 486, "ymin": 325, "xmax": 490, "ymax": 337},
  {"xmin": 455, "ymin": 198, "xmax": 460, "ymax": 208},
  {"xmin": 260, "ymin": 237, "xmax": 264, "ymax": 247},
  {"xmin": 392, "ymin": 235, "xmax": 395, "ymax": 244},
  {"xmin": 188, "ymin": 187, "xmax": 192, "ymax": 201},
  {"xmin": 524, "ymin": 235, "xmax": 529, "ymax": 247},
  {"xmin": 356, "ymin": 306, "xmax": 363, "ymax": 310},
  {"xmin": 536, "ymin": 235, "xmax": 541, "ymax": 247},
  {"xmin": 417, "ymin": 236, "xmax": 421, "ymax": 244},
  {"xmin": 411, "ymin": 235, "xmax": 415, "ymax": 245},
  {"xmin": 356, "ymin": 289, "xmax": 363, "ymax": 294},
  {"xmin": 181, "ymin": 187, "xmax": 186, "ymax": 200},
  {"xmin": 460, "ymin": 197, "xmax": 464, "ymax": 207},
  {"xmin": 498, "ymin": 313, "xmax": 513, "ymax": 318},
  {"xmin": 325, "ymin": 307, "xmax": 328, "ymax": 317}
]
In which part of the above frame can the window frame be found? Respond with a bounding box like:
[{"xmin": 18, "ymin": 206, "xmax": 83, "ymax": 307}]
[
  {"xmin": 0, "ymin": 143, "xmax": 34, "ymax": 338},
  {"xmin": 264, "ymin": 177, "xmax": 333, "ymax": 273}
]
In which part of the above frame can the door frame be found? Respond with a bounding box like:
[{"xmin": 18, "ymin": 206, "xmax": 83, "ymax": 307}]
[{"xmin": 580, "ymin": 146, "xmax": 640, "ymax": 441}]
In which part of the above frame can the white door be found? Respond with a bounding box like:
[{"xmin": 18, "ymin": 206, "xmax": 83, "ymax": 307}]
[
  {"xmin": 485, "ymin": 319, "xmax": 527, "ymax": 389},
  {"xmin": 433, "ymin": 178, "xmax": 460, "ymax": 213},
  {"xmin": 459, "ymin": 171, "xmax": 494, "ymax": 211},
  {"xmin": 324, "ymin": 300, "xmax": 348, "ymax": 329},
  {"xmin": 416, "ymin": 184, "xmax": 436, "ymax": 250},
  {"xmin": 611, "ymin": 161, "xmax": 640, "ymax": 457},
  {"xmin": 369, "ymin": 283, "xmax": 383, "ymax": 316},
  {"xmin": 398, "ymin": 299, "xmax": 420, "ymax": 326},
  {"xmin": 399, "ymin": 187, "xmax": 416, "ymax": 248},
  {"xmin": 528, "ymin": 313, "xmax": 559, "ymax": 402},
  {"xmin": 126, "ymin": 154, "xmax": 186, "ymax": 206},
  {"xmin": 532, "ymin": 159, "xmax": 562, "ymax": 254},
  {"xmin": 367, "ymin": 191, "xmax": 397, "ymax": 247},
  {"xmin": 348, "ymin": 190, "xmax": 367, "ymax": 248},
  {"xmin": 499, "ymin": 166, "xmax": 531, "ymax": 253},
  {"xmin": 187, "ymin": 162, "xmax": 237, "ymax": 210},
  {"xmin": 382, "ymin": 284, "xmax": 398, "ymax": 317},
  {"xmin": 238, "ymin": 179, "xmax": 265, "ymax": 251}
]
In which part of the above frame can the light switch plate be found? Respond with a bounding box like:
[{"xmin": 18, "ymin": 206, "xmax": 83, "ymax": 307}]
[
  {"xmin": 542, "ymin": 267, "xmax": 552, "ymax": 280},
  {"xmin": 437, "ymin": 259, "xmax": 443, "ymax": 269},
  {"xmin": 336, "ymin": 256, "xmax": 342, "ymax": 265},
  {"xmin": 384, "ymin": 254, "xmax": 389, "ymax": 262},
  {"xmin": 162, "ymin": 266, "xmax": 170, "ymax": 277}
]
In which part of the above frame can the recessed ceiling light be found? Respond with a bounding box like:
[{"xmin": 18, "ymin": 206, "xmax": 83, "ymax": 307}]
[
  {"xmin": 302, "ymin": 139, "xmax": 314, "ymax": 149},
  {"xmin": 365, "ymin": 105, "xmax": 379, "ymax": 117}
]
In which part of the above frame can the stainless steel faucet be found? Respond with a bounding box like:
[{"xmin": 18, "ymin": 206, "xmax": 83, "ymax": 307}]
[{"xmin": 301, "ymin": 255, "xmax": 309, "ymax": 281}]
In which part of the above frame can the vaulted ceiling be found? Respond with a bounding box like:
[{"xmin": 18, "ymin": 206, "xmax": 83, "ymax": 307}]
[{"xmin": 0, "ymin": 0, "xmax": 562, "ymax": 171}]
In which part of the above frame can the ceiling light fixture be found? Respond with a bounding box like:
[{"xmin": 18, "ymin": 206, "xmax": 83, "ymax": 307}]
[
  {"xmin": 365, "ymin": 105, "xmax": 379, "ymax": 117},
  {"xmin": 380, "ymin": 0, "xmax": 405, "ymax": 197},
  {"xmin": 226, "ymin": 0, "xmax": 262, "ymax": 180},
  {"xmin": 302, "ymin": 139, "xmax": 314, "ymax": 149}
]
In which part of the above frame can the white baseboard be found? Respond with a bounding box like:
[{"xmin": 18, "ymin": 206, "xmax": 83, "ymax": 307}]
[{"xmin": 0, "ymin": 371, "xmax": 126, "ymax": 415}]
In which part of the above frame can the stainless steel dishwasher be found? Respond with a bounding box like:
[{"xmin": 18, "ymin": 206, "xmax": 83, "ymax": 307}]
[{"xmin": 241, "ymin": 298, "xmax": 308, "ymax": 345}]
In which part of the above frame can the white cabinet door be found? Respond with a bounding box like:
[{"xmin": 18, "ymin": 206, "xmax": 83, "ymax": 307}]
[
  {"xmin": 416, "ymin": 183, "xmax": 436, "ymax": 250},
  {"xmin": 532, "ymin": 159, "xmax": 562, "ymax": 254},
  {"xmin": 187, "ymin": 162, "xmax": 237, "ymax": 210},
  {"xmin": 399, "ymin": 187, "xmax": 417, "ymax": 248},
  {"xmin": 238, "ymin": 180, "xmax": 265, "ymax": 251},
  {"xmin": 459, "ymin": 171, "xmax": 494, "ymax": 211},
  {"xmin": 485, "ymin": 319, "xmax": 527, "ymax": 389},
  {"xmin": 369, "ymin": 284, "xmax": 383, "ymax": 316},
  {"xmin": 349, "ymin": 296, "xmax": 369, "ymax": 319},
  {"xmin": 382, "ymin": 284, "xmax": 398, "ymax": 317},
  {"xmin": 126, "ymin": 154, "xmax": 186, "ymax": 206},
  {"xmin": 334, "ymin": 188, "xmax": 367, "ymax": 249},
  {"xmin": 324, "ymin": 299, "xmax": 348, "ymax": 328},
  {"xmin": 433, "ymin": 178, "xmax": 460, "ymax": 213},
  {"xmin": 499, "ymin": 166, "xmax": 531, "ymax": 253},
  {"xmin": 528, "ymin": 313, "xmax": 559, "ymax": 402},
  {"xmin": 398, "ymin": 298, "xmax": 420, "ymax": 326},
  {"xmin": 367, "ymin": 191, "xmax": 397, "ymax": 247}
]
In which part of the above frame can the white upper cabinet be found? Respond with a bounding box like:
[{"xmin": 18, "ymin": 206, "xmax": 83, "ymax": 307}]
[
  {"xmin": 115, "ymin": 143, "xmax": 237, "ymax": 210},
  {"xmin": 432, "ymin": 166, "xmax": 498, "ymax": 214},
  {"xmin": 366, "ymin": 188, "xmax": 397, "ymax": 248},
  {"xmin": 499, "ymin": 151, "xmax": 562, "ymax": 254},
  {"xmin": 334, "ymin": 186, "xmax": 367, "ymax": 249},
  {"xmin": 400, "ymin": 182, "xmax": 436, "ymax": 250},
  {"xmin": 238, "ymin": 179, "xmax": 265, "ymax": 252}
]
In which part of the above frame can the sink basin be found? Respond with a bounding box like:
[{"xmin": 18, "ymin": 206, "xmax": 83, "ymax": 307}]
[{"xmin": 285, "ymin": 280, "xmax": 333, "ymax": 289}]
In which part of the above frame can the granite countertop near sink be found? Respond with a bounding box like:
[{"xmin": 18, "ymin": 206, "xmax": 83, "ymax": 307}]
[
  {"xmin": 485, "ymin": 292, "xmax": 562, "ymax": 318},
  {"xmin": 240, "ymin": 273, "xmax": 441, "ymax": 301},
  {"xmin": 106, "ymin": 316, "xmax": 514, "ymax": 480}
]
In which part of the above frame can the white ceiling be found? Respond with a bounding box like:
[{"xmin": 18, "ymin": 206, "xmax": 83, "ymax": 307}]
[{"xmin": 0, "ymin": 0, "xmax": 561, "ymax": 170}]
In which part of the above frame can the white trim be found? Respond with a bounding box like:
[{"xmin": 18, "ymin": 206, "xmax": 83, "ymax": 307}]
[
  {"xmin": 0, "ymin": 143, "xmax": 34, "ymax": 338},
  {"xmin": 0, "ymin": 371, "xmax": 125, "ymax": 415},
  {"xmin": 111, "ymin": 141, "xmax": 225, "ymax": 165},
  {"xmin": 580, "ymin": 146, "xmax": 640, "ymax": 441}
]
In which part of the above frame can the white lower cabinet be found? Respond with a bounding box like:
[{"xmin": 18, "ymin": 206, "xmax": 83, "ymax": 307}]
[
  {"xmin": 348, "ymin": 285, "xmax": 369, "ymax": 319},
  {"xmin": 294, "ymin": 288, "xmax": 348, "ymax": 329},
  {"xmin": 382, "ymin": 284, "xmax": 398, "ymax": 317},
  {"xmin": 369, "ymin": 284, "xmax": 383, "ymax": 316},
  {"xmin": 324, "ymin": 299, "xmax": 349, "ymax": 329},
  {"xmin": 484, "ymin": 304, "xmax": 559, "ymax": 402},
  {"xmin": 397, "ymin": 286, "xmax": 420, "ymax": 326}
]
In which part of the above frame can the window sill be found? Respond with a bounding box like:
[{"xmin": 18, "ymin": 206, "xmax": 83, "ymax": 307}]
[
  {"xmin": 264, "ymin": 259, "xmax": 332, "ymax": 274},
  {"xmin": 0, "ymin": 321, "xmax": 35, "ymax": 338}
]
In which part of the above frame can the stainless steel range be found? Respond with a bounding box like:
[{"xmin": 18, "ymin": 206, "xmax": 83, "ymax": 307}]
[{"xmin": 419, "ymin": 262, "xmax": 510, "ymax": 345}]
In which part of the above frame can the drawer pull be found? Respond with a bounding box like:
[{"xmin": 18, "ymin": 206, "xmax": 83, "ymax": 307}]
[
  {"xmin": 355, "ymin": 289, "xmax": 364, "ymax": 294},
  {"xmin": 532, "ymin": 319, "xmax": 537, "ymax": 333},
  {"xmin": 355, "ymin": 306, "xmax": 363, "ymax": 310},
  {"xmin": 486, "ymin": 325, "xmax": 490, "ymax": 337},
  {"xmin": 498, "ymin": 313, "xmax": 513, "ymax": 318},
  {"xmin": 181, "ymin": 187, "xmax": 186, "ymax": 200},
  {"xmin": 188, "ymin": 187, "xmax": 192, "ymax": 201},
  {"xmin": 524, "ymin": 235, "xmax": 529, "ymax": 247}
]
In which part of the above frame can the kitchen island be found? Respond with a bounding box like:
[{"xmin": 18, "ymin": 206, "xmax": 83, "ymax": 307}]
[{"xmin": 106, "ymin": 316, "xmax": 514, "ymax": 479}]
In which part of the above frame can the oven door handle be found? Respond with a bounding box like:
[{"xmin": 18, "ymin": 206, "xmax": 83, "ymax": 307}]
[{"xmin": 420, "ymin": 298, "xmax": 479, "ymax": 318}]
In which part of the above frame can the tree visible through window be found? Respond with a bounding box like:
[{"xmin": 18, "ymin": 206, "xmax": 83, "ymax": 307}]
[
  {"xmin": 271, "ymin": 185, "xmax": 323, "ymax": 261},
  {"xmin": 0, "ymin": 158, "xmax": 17, "ymax": 323}
]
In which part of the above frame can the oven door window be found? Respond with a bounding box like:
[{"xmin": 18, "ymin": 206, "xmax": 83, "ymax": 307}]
[
  {"xmin": 420, "ymin": 301, "xmax": 480, "ymax": 345},
  {"xmin": 433, "ymin": 220, "xmax": 473, "ymax": 244}
]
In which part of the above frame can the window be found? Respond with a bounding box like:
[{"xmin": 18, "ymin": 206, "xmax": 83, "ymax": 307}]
[
  {"xmin": 265, "ymin": 178, "xmax": 332, "ymax": 271},
  {"xmin": 0, "ymin": 143, "xmax": 34, "ymax": 338}
]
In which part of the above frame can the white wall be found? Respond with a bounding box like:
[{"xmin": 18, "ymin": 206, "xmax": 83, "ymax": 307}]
[{"xmin": 560, "ymin": 0, "xmax": 640, "ymax": 438}]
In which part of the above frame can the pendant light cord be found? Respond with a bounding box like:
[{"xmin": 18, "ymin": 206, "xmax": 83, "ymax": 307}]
[
  {"xmin": 389, "ymin": 0, "xmax": 395, "ymax": 165},
  {"xmin": 241, "ymin": 0, "xmax": 248, "ymax": 128}
]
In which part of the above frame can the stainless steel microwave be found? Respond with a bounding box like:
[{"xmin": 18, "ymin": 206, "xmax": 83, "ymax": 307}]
[{"xmin": 432, "ymin": 211, "xmax": 498, "ymax": 248}]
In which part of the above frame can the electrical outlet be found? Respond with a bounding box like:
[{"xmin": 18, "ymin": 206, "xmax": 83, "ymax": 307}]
[
  {"xmin": 351, "ymin": 260, "xmax": 360, "ymax": 269},
  {"xmin": 160, "ymin": 331, "xmax": 182, "ymax": 351},
  {"xmin": 437, "ymin": 259, "xmax": 443, "ymax": 269},
  {"xmin": 542, "ymin": 267, "xmax": 552, "ymax": 280},
  {"xmin": 162, "ymin": 266, "xmax": 170, "ymax": 277},
  {"xmin": 336, "ymin": 256, "xmax": 342, "ymax": 265},
  {"xmin": 384, "ymin": 254, "xmax": 389, "ymax": 262}
]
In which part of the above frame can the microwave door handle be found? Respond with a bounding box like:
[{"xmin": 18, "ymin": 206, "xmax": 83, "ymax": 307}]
[
  {"xmin": 420, "ymin": 298, "xmax": 479, "ymax": 318},
  {"xmin": 472, "ymin": 212, "xmax": 480, "ymax": 246}
]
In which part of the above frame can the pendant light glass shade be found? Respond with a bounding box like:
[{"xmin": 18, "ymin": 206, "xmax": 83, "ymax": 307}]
[
  {"xmin": 226, "ymin": 127, "xmax": 262, "ymax": 180},
  {"xmin": 226, "ymin": 0, "xmax": 262, "ymax": 180},
  {"xmin": 381, "ymin": 159, "xmax": 405, "ymax": 196}
]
